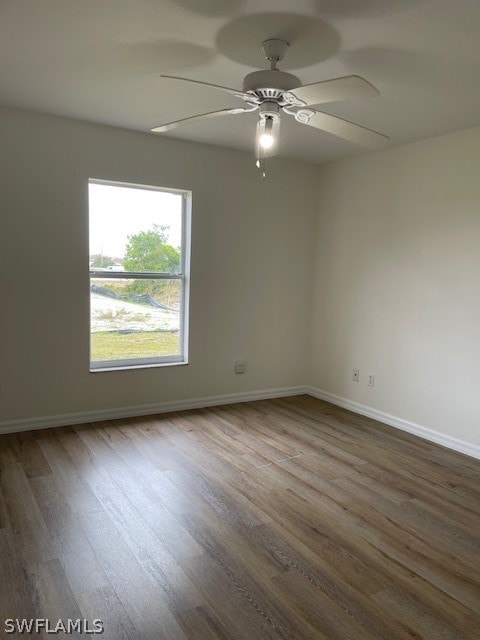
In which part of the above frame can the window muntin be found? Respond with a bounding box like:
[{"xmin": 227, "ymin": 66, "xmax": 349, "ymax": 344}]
[{"xmin": 89, "ymin": 179, "xmax": 190, "ymax": 370}]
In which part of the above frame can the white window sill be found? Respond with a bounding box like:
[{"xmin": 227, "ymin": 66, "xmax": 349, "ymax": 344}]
[{"xmin": 90, "ymin": 359, "xmax": 188, "ymax": 373}]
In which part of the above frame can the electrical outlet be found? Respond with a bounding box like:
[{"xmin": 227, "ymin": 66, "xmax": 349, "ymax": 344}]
[
  {"xmin": 368, "ymin": 373, "xmax": 375, "ymax": 388},
  {"xmin": 235, "ymin": 361, "xmax": 246, "ymax": 374},
  {"xmin": 352, "ymin": 368, "xmax": 359, "ymax": 382}
]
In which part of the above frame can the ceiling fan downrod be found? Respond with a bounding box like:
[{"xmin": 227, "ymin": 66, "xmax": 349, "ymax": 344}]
[{"xmin": 261, "ymin": 38, "xmax": 290, "ymax": 70}]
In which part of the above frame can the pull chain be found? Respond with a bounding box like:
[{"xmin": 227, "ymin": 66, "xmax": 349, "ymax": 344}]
[{"xmin": 256, "ymin": 158, "xmax": 267, "ymax": 179}]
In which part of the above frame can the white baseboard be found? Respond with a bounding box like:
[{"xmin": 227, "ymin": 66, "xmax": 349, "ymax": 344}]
[
  {"xmin": 305, "ymin": 386, "xmax": 480, "ymax": 461},
  {"xmin": 2, "ymin": 384, "xmax": 479, "ymax": 462},
  {"xmin": 0, "ymin": 386, "xmax": 306, "ymax": 435}
]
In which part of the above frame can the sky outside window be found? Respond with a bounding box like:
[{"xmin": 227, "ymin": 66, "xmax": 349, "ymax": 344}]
[{"xmin": 89, "ymin": 182, "xmax": 182, "ymax": 261}]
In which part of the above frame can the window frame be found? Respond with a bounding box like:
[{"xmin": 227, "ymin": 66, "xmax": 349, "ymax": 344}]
[{"xmin": 88, "ymin": 178, "xmax": 191, "ymax": 372}]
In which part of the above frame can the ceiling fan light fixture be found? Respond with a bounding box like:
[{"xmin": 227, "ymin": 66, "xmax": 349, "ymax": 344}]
[
  {"xmin": 259, "ymin": 115, "xmax": 275, "ymax": 149},
  {"xmin": 259, "ymin": 133, "xmax": 274, "ymax": 149}
]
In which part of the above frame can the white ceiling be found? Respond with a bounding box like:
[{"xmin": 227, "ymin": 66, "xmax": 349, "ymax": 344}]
[{"xmin": 1, "ymin": 0, "xmax": 480, "ymax": 164}]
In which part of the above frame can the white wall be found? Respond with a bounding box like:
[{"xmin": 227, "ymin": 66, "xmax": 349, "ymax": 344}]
[
  {"xmin": 310, "ymin": 127, "xmax": 480, "ymax": 447},
  {"xmin": 0, "ymin": 107, "xmax": 316, "ymax": 423},
  {"xmin": 2, "ymin": 105, "xmax": 479, "ymax": 452}
]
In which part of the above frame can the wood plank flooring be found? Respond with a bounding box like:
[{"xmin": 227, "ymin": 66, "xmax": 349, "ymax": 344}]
[{"xmin": 1, "ymin": 395, "xmax": 480, "ymax": 639}]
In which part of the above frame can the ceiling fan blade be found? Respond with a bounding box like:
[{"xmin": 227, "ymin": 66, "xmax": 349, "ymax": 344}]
[
  {"xmin": 286, "ymin": 75, "xmax": 379, "ymax": 107},
  {"xmin": 160, "ymin": 75, "xmax": 249, "ymax": 99},
  {"xmin": 151, "ymin": 107, "xmax": 252, "ymax": 133},
  {"xmin": 294, "ymin": 109, "xmax": 389, "ymax": 149}
]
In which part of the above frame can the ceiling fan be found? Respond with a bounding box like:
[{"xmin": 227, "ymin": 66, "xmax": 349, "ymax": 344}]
[{"xmin": 151, "ymin": 39, "xmax": 389, "ymax": 177}]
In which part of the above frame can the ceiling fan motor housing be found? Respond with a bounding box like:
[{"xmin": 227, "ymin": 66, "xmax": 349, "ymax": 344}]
[
  {"xmin": 259, "ymin": 101, "xmax": 280, "ymax": 122},
  {"xmin": 243, "ymin": 70, "xmax": 301, "ymax": 95}
]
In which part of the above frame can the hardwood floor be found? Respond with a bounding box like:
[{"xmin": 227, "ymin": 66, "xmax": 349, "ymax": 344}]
[{"xmin": 1, "ymin": 395, "xmax": 480, "ymax": 639}]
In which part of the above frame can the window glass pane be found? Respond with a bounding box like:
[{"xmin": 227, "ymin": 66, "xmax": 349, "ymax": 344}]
[
  {"xmin": 89, "ymin": 182, "xmax": 182, "ymax": 274},
  {"xmin": 90, "ymin": 277, "xmax": 181, "ymax": 363}
]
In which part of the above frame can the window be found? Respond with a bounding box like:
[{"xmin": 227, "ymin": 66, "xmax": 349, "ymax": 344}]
[{"xmin": 88, "ymin": 179, "xmax": 190, "ymax": 371}]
